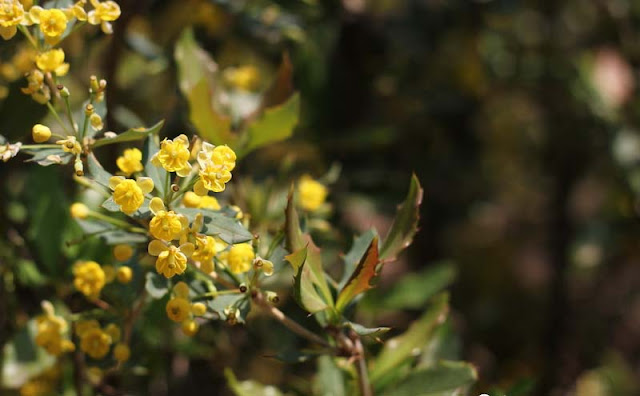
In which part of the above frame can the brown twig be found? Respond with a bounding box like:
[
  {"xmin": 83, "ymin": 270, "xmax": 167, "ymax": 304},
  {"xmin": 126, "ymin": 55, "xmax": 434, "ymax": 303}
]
[{"xmin": 352, "ymin": 333, "xmax": 373, "ymax": 396}]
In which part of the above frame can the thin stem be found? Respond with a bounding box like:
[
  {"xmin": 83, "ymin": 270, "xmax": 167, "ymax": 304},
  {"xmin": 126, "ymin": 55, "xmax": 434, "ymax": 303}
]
[
  {"xmin": 17, "ymin": 25, "xmax": 38, "ymax": 49},
  {"xmin": 354, "ymin": 336, "xmax": 373, "ymax": 396},
  {"xmin": 64, "ymin": 96, "xmax": 77, "ymax": 134},
  {"xmin": 46, "ymin": 102, "xmax": 73, "ymax": 136},
  {"xmin": 87, "ymin": 211, "xmax": 147, "ymax": 234},
  {"xmin": 21, "ymin": 144, "xmax": 60, "ymax": 149},
  {"xmin": 80, "ymin": 95, "xmax": 95, "ymax": 140},
  {"xmin": 252, "ymin": 291, "xmax": 331, "ymax": 348}
]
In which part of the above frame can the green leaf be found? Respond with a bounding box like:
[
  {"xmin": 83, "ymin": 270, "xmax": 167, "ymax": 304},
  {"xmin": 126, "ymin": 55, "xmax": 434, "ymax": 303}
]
[
  {"xmin": 91, "ymin": 120, "xmax": 164, "ymax": 148},
  {"xmin": 289, "ymin": 247, "xmax": 329, "ymax": 313},
  {"xmin": 176, "ymin": 208, "xmax": 253, "ymax": 244},
  {"xmin": 242, "ymin": 92, "xmax": 300, "ymax": 155},
  {"xmin": 383, "ymin": 361, "xmax": 477, "ymax": 396},
  {"xmin": 208, "ymin": 294, "xmax": 250, "ymax": 323},
  {"xmin": 346, "ymin": 322, "xmax": 390, "ymax": 337},
  {"xmin": 284, "ymin": 245, "xmax": 308, "ymax": 272},
  {"xmin": 284, "ymin": 190, "xmax": 334, "ymax": 312},
  {"xmin": 340, "ymin": 230, "xmax": 377, "ymax": 288},
  {"xmin": 225, "ymin": 368, "xmax": 283, "ymax": 396},
  {"xmin": 143, "ymin": 135, "xmax": 166, "ymax": 197},
  {"xmin": 335, "ymin": 236, "xmax": 380, "ymax": 313},
  {"xmin": 175, "ymin": 28, "xmax": 233, "ymax": 145},
  {"xmin": 145, "ymin": 272, "xmax": 169, "ymax": 299},
  {"xmin": 364, "ymin": 262, "xmax": 457, "ymax": 311},
  {"xmin": 370, "ymin": 293, "xmax": 449, "ymax": 386},
  {"xmin": 86, "ymin": 152, "xmax": 113, "ymax": 188},
  {"xmin": 314, "ymin": 356, "xmax": 346, "ymax": 396},
  {"xmin": 380, "ymin": 174, "xmax": 423, "ymax": 261},
  {"xmin": 24, "ymin": 148, "xmax": 73, "ymax": 166}
]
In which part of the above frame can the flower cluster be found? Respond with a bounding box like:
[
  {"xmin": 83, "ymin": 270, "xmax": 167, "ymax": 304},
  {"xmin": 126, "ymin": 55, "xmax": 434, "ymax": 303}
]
[
  {"xmin": 166, "ymin": 282, "xmax": 206, "ymax": 336},
  {"xmin": 34, "ymin": 301, "xmax": 75, "ymax": 357},
  {"xmin": 76, "ymin": 320, "xmax": 128, "ymax": 361}
]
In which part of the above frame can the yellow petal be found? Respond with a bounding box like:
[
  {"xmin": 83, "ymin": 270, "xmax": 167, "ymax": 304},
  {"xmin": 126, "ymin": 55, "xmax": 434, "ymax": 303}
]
[
  {"xmin": 109, "ymin": 176, "xmax": 124, "ymax": 190},
  {"xmin": 179, "ymin": 243, "xmax": 195, "ymax": 258},
  {"xmin": 149, "ymin": 197, "xmax": 164, "ymax": 214},
  {"xmin": 193, "ymin": 179, "xmax": 207, "ymax": 196},
  {"xmin": 176, "ymin": 162, "xmax": 192, "ymax": 177},
  {"xmin": 148, "ymin": 240, "xmax": 168, "ymax": 256},
  {"xmin": 136, "ymin": 177, "xmax": 154, "ymax": 194},
  {"xmin": 175, "ymin": 134, "xmax": 189, "ymax": 146},
  {"xmin": 29, "ymin": 6, "xmax": 42, "ymax": 23}
]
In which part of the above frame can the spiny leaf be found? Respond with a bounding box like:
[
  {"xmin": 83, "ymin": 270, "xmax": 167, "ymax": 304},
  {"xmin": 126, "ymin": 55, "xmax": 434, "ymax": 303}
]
[
  {"xmin": 292, "ymin": 248, "xmax": 328, "ymax": 313},
  {"xmin": 91, "ymin": 120, "xmax": 164, "ymax": 148},
  {"xmin": 380, "ymin": 174, "xmax": 423, "ymax": 261},
  {"xmin": 242, "ymin": 92, "xmax": 300, "ymax": 155},
  {"xmin": 335, "ymin": 236, "xmax": 380, "ymax": 313},
  {"xmin": 340, "ymin": 229, "xmax": 378, "ymax": 288},
  {"xmin": 285, "ymin": 246, "xmax": 308, "ymax": 272},
  {"xmin": 175, "ymin": 28, "xmax": 233, "ymax": 146},
  {"xmin": 370, "ymin": 293, "xmax": 449, "ymax": 386}
]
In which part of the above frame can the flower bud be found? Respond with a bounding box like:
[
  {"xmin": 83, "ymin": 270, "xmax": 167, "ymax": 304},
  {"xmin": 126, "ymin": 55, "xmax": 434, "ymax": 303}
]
[
  {"xmin": 113, "ymin": 343, "xmax": 130, "ymax": 362},
  {"xmin": 191, "ymin": 302, "xmax": 206, "ymax": 316},
  {"xmin": 181, "ymin": 319, "xmax": 199, "ymax": 336},
  {"xmin": 70, "ymin": 202, "xmax": 89, "ymax": 219},
  {"xmin": 74, "ymin": 157, "xmax": 84, "ymax": 176},
  {"xmin": 117, "ymin": 266, "xmax": 133, "ymax": 284},
  {"xmin": 113, "ymin": 244, "xmax": 133, "ymax": 261},
  {"xmin": 265, "ymin": 291, "xmax": 279, "ymax": 304},
  {"xmin": 32, "ymin": 124, "xmax": 51, "ymax": 143}
]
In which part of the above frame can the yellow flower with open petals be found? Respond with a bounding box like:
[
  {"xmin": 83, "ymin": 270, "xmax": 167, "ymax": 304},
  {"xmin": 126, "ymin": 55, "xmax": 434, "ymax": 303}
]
[
  {"xmin": 149, "ymin": 197, "xmax": 188, "ymax": 241},
  {"xmin": 34, "ymin": 301, "xmax": 74, "ymax": 356},
  {"xmin": 192, "ymin": 235, "xmax": 217, "ymax": 273},
  {"xmin": 151, "ymin": 134, "xmax": 191, "ymax": 176},
  {"xmin": 56, "ymin": 135, "xmax": 82, "ymax": 155},
  {"xmin": 0, "ymin": 0, "xmax": 26, "ymax": 40},
  {"xmin": 87, "ymin": 0, "xmax": 119, "ymax": 34},
  {"xmin": 73, "ymin": 261, "xmax": 105, "ymax": 299},
  {"xmin": 194, "ymin": 143, "xmax": 235, "ymax": 195},
  {"xmin": 116, "ymin": 148, "xmax": 143, "ymax": 176},
  {"xmin": 30, "ymin": 7, "xmax": 68, "ymax": 44},
  {"xmin": 222, "ymin": 243, "xmax": 254, "ymax": 274},
  {"xmin": 148, "ymin": 239, "xmax": 194, "ymax": 278},
  {"xmin": 165, "ymin": 297, "xmax": 190, "ymax": 322},
  {"xmin": 80, "ymin": 328, "xmax": 111, "ymax": 359},
  {"xmin": 109, "ymin": 176, "xmax": 153, "ymax": 215},
  {"xmin": 35, "ymin": 49, "xmax": 69, "ymax": 76}
]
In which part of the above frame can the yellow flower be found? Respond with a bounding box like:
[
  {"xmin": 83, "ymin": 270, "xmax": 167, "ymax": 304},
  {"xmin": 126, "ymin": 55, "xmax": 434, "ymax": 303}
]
[
  {"xmin": 64, "ymin": 1, "xmax": 87, "ymax": 21},
  {"xmin": 87, "ymin": 0, "xmax": 120, "ymax": 34},
  {"xmin": 104, "ymin": 323, "xmax": 120, "ymax": 342},
  {"xmin": 182, "ymin": 191, "xmax": 201, "ymax": 208},
  {"xmin": 109, "ymin": 176, "xmax": 154, "ymax": 215},
  {"xmin": 116, "ymin": 266, "xmax": 132, "ymax": 283},
  {"xmin": 194, "ymin": 143, "xmax": 236, "ymax": 195},
  {"xmin": 113, "ymin": 343, "xmax": 130, "ymax": 362},
  {"xmin": 90, "ymin": 113, "xmax": 103, "ymax": 131},
  {"xmin": 298, "ymin": 175, "xmax": 327, "ymax": 211},
  {"xmin": 173, "ymin": 281, "xmax": 190, "ymax": 298},
  {"xmin": 113, "ymin": 244, "xmax": 133, "ymax": 261},
  {"xmin": 30, "ymin": 7, "xmax": 68, "ymax": 45},
  {"xmin": 56, "ymin": 135, "xmax": 82, "ymax": 155},
  {"xmin": 80, "ymin": 328, "xmax": 111, "ymax": 359},
  {"xmin": 225, "ymin": 243, "xmax": 254, "ymax": 274},
  {"xmin": 34, "ymin": 301, "xmax": 74, "ymax": 356},
  {"xmin": 165, "ymin": 297, "xmax": 190, "ymax": 322},
  {"xmin": 148, "ymin": 197, "xmax": 188, "ymax": 241},
  {"xmin": 31, "ymin": 123, "xmax": 51, "ymax": 143},
  {"xmin": 200, "ymin": 196, "xmax": 221, "ymax": 210},
  {"xmin": 223, "ymin": 65, "xmax": 260, "ymax": 91},
  {"xmin": 21, "ymin": 70, "xmax": 49, "ymax": 103},
  {"xmin": 148, "ymin": 239, "xmax": 194, "ymax": 278},
  {"xmin": 254, "ymin": 257, "xmax": 274, "ymax": 276},
  {"xmin": 116, "ymin": 148, "xmax": 143, "ymax": 176},
  {"xmin": 73, "ymin": 261, "xmax": 105, "ymax": 299},
  {"xmin": 192, "ymin": 235, "xmax": 217, "ymax": 273},
  {"xmin": 69, "ymin": 203, "xmax": 90, "ymax": 220},
  {"xmin": 75, "ymin": 319, "xmax": 100, "ymax": 337},
  {"xmin": 151, "ymin": 134, "xmax": 191, "ymax": 176},
  {"xmin": 0, "ymin": 0, "xmax": 25, "ymax": 40},
  {"xmin": 35, "ymin": 49, "xmax": 69, "ymax": 76},
  {"xmin": 181, "ymin": 319, "xmax": 199, "ymax": 336}
]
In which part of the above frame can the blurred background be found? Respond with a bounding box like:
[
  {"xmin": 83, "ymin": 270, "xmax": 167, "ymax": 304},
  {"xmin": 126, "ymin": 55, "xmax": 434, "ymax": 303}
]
[{"xmin": 2, "ymin": 0, "xmax": 640, "ymax": 395}]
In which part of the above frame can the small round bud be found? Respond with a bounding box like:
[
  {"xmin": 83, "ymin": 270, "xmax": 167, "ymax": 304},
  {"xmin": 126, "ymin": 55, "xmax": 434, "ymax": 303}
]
[
  {"xmin": 74, "ymin": 158, "xmax": 84, "ymax": 176},
  {"xmin": 90, "ymin": 75, "xmax": 99, "ymax": 92},
  {"xmin": 113, "ymin": 244, "xmax": 133, "ymax": 261},
  {"xmin": 173, "ymin": 281, "xmax": 190, "ymax": 298},
  {"xmin": 182, "ymin": 191, "xmax": 201, "ymax": 208},
  {"xmin": 85, "ymin": 103, "xmax": 94, "ymax": 115},
  {"xmin": 117, "ymin": 266, "xmax": 133, "ymax": 284},
  {"xmin": 171, "ymin": 184, "xmax": 180, "ymax": 192},
  {"xmin": 181, "ymin": 319, "xmax": 199, "ymax": 336},
  {"xmin": 113, "ymin": 343, "xmax": 130, "ymax": 362},
  {"xmin": 191, "ymin": 302, "xmax": 207, "ymax": 316},
  {"xmin": 32, "ymin": 124, "xmax": 51, "ymax": 143},
  {"xmin": 239, "ymin": 283, "xmax": 248, "ymax": 293},
  {"xmin": 70, "ymin": 202, "xmax": 89, "ymax": 219},
  {"xmin": 266, "ymin": 291, "xmax": 279, "ymax": 304}
]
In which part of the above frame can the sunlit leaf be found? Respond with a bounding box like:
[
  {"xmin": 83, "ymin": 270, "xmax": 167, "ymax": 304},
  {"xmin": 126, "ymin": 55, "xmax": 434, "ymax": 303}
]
[
  {"xmin": 382, "ymin": 361, "xmax": 477, "ymax": 396},
  {"xmin": 175, "ymin": 28, "xmax": 233, "ymax": 145},
  {"xmin": 346, "ymin": 321, "xmax": 391, "ymax": 337},
  {"xmin": 335, "ymin": 236, "xmax": 379, "ymax": 313},
  {"xmin": 225, "ymin": 368, "xmax": 284, "ymax": 396},
  {"xmin": 242, "ymin": 92, "xmax": 300, "ymax": 155},
  {"xmin": 380, "ymin": 174, "xmax": 423, "ymax": 261},
  {"xmin": 340, "ymin": 229, "xmax": 378, "ymax": 288},
  {"xmin": 287, "ymin": 247, "xmax": 328, "ymax": 313},
  {"xmin": 91, "ymin": 120, "xmax": 164, "ymax": 148}
]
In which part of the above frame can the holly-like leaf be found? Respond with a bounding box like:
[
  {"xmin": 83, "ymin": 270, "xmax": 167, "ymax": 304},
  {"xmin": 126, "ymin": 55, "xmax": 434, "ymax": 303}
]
[
  {"xmin": 86, "ymin": 152, "xmax": 113, "ymax": 188},
  {"xmin": 91, "ymin": 120, "xmax": 164, "ymax": 148},
  {"xmin": 380, "ymin": 174, "xmax": 423, "ymax": 261},
  {"xmin": 284, "ymin": 190, "xmax": 334, "ymax": 312},
  {"xmin": 382, "ymin": 361, "xmax": 477, "ymax": 396},
  {"xmin": 242, "ymin": 92, "xmax": 300, "ymax": 156},
  {"xmin": 335, "ymin": 236, "xmax": 380, "ymax": 313},
  {"xmin": 287, "ymin": 247, "xmax": 328, "ymax": 313},
  {"xmin": 370, "ymin": 293, "xmax": 449, "ymax": 387},
  {"xmin": 176, "ymin": 208, "xmax": 253, "ymax": 244},
  {"xmin": 175, "ymin": 28, "xmax": 233, "ymax": 146},
  {"xmin": 340, "ymin": 229, "xmax": 378, "ymax": 288}
]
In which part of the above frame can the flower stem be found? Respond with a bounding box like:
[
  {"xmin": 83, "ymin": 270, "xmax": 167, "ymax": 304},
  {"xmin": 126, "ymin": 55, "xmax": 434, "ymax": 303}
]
[
  {"xmin": 17, "ymin": 25, "xmax": 38, "ymax": 50},
  {"xmin": 46, "ymin": 101, "xmax": 73, "ymax": 136},
  {"xmin": 87, "ymin": 211, "xmax": 147, "ymax": 234},
  {"xmin": 64, "ymin": 96, "xmax": 77, "ymax": 134}
]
